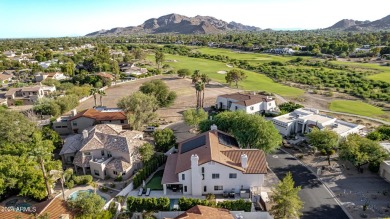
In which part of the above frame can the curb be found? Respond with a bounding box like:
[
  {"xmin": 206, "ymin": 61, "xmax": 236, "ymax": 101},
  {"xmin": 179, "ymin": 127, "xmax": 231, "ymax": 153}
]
[{"xmin": 279, "ymin": 148, "xmax": 353, "ymax": 219}]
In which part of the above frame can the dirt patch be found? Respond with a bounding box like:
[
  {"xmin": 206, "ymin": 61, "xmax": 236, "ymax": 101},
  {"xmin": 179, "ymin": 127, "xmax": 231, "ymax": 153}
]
[{"xmin": 76, "ymin": 75, "xmax": 239, "ymax": 123}]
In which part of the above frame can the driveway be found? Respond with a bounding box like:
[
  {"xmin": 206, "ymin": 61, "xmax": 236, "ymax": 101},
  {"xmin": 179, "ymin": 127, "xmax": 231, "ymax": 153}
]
[
  {"xmin": 267, "ymin": 149, "xmax": 349, "ymax": 219},
  {"xmin": 166, "ymin": 121, "xmax": 196, "ymax": 143}
]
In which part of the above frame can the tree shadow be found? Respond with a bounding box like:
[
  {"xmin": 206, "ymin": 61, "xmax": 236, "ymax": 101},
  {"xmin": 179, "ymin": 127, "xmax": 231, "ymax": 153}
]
[
  {"xmin": 302, "ymin": 204, "xmax": 349, "ymax": 219},
  {"xmin": 272, "ymin": 164, "xmax": 321, "ymax": 189}
]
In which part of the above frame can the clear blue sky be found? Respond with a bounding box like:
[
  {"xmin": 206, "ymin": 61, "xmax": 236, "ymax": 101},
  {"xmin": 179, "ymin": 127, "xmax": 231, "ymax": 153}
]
[{"xmin": 1, "ymin": 0, "xmax": 389, "ymax": 38}]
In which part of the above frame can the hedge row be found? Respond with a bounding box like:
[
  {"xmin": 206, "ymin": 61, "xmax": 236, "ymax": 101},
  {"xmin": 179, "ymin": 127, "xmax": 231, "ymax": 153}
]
[
  {"xmin": 133, "ymin": 154, "xmax": 166, "ymax": 188},
  {"xmin": 178, "ymin": 197, "xmax": 252, "ymax": 212},
  {"xmin": 127, "ymin": 196, "xmax": 170, "ymax": 212}
]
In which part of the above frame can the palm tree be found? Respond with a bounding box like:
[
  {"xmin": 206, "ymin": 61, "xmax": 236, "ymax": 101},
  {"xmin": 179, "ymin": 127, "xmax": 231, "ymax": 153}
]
[
  {"xmin": 195, "ymin": 82, "xmax": 204, "ymax": 109},
  {"xmin": 201, "ymin": 73, "xmax": 211, "ymax": 85},
  {"xmin": 29, "ymin": 144, "xmax": 53, "ymax": 198},
  {"xmin": 90, "ymin": 88, "xmax": 98, "ymax": 107},
  {"xmin": 98, "ymin": 90, "xmax": 106, "ymax": 106},
  {"xmin": 191, "ymin": 70, "xmax": 201, "ymax": 84},
  {"xmin": 50, "ymin": 168, "xmax": 73, "ymax": 200}
]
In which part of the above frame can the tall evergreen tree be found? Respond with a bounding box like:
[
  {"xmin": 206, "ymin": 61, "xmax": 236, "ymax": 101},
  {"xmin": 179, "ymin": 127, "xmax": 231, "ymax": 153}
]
[{"xmin": 270, "ymin": 172, "xmax": 303, "ymax": 219}]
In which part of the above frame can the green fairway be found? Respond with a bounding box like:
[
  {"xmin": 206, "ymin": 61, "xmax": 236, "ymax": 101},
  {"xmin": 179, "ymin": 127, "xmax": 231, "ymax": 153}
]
[
  {"xmin": 330, "ymin": 61, "xmax": 390, "ymax": 83},
  {"xmin": 157, "ymin": 54, "xmax": 303, "ymax": 96},
  {"xmin": 329, "ymin": 100, "xmax": 384, "ymax": 117},
  {"xmin": 195, "ymin": 47, "xmax": 309, "ymax": 65}
]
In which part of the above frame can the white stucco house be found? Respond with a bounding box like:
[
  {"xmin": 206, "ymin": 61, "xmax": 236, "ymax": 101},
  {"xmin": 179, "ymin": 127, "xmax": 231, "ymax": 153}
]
[
  {"xmin": 379, "ymin": 143, "xmax": 390, "ymax": 182},
  {"xmin": 4, "ymin": 85, "xmax": 56, "ymax": 106},
  {"xmin": 271, "ymin": 108, "xmax": 365, "ymax": 137},
  {"xmin": 216, "ymin": 93, "xmax": 278, "ymax": 114},
  {"xmin": 59, "ymin": 124, "xmax": 145, "ymax": 180},
  {"xmin": 162, "ymin": 125, "xmax": 267, "ymax": 196}
]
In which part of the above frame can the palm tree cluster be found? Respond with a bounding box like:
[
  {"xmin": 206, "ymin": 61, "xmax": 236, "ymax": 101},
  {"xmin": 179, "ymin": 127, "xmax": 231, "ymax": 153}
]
[
  {"xmin": 90, "ymin": 88, "xmax": 106, "ymax": 107},
  {"xmin": 191, "ymin": 70, "xmax": 210, "ymax": 109}
]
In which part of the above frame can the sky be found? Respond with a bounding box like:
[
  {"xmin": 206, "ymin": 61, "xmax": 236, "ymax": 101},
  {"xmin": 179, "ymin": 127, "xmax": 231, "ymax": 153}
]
[{"xmin": 0, "ymin": 0, "xmax": 389, "ymax": 38}]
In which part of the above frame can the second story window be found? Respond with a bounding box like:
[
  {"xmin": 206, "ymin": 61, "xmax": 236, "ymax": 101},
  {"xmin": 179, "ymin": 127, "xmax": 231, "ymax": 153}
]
[
  {"xmin": 84, "ymin": 152, "xmax": 91, "ymax": 156},
  {"xmin": 182, "ymin": 173, "xmax": 185, "ymax": 180},
  {"xmin": 107, "ymin": 151, "xmax": 112, "ymax": 158},
  {"xmin": 212, "ymin": 173, "xmax": 220, "ymax": 179},
  {"xmin": 250, "ymin": 106, "xmax": 254, "ymax": 110},
  {"xmin": 101, "ymin": 150, "xmax": 104, "ymax": 156},
  {"xmin": 72, "ymin": 122, "xmax": 77, "ymax": 126},
  {"xmin": 229, "ymin": 173, "xmax": 237, "ymax": 179}
]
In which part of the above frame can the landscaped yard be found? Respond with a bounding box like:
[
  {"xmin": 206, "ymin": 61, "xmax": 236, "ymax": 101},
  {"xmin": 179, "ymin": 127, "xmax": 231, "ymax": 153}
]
[
  {"xmin": 145, "ymin": 170, "xmax": 164, "ymax": 190},
  {"xmin": 329, "ymin": 100, "xmax": 385, "ymax": 117},
  {"xmin": 150, "ymin": 54, "xmax": 304, "ymax": 96}
]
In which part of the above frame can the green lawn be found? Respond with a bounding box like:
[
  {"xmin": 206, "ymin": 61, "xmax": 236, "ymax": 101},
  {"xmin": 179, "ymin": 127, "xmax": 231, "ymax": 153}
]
[
  {"xmin": 329, "ymin": 100, "xmax": 385, "ymax": 117},
  {"xmin": 152, "ymin": 54, "xmax": 303, "ymax": 96},
  {"xmin": 330, "ymin": 61, "xmax": 390, "ymax": 83},
  {"xmin": 145, "ymin": 170, "xmax": 164, "ymax": 190},
  {"xmin": 195, "ymin": 47, "xmax": 311, "ymax": 65}
]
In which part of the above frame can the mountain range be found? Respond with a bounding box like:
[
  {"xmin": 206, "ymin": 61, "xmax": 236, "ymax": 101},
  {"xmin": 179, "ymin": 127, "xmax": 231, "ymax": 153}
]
[
  {"xmin": 85, "ymin": 13, "xmax": 262, "ymax": 36},
  {"xmin": 326, "ymin": 14, "xmax": 390, "ymax": 31},
  {"xmin": 86, "ymin": 13, "xmax": 390, "ymax": 36}
]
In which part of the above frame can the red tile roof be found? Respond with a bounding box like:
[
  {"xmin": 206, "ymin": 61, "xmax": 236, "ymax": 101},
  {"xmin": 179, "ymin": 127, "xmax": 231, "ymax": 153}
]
[
  {"xmin": 219, "ymin": 92, "xmax": 272, "ymax": 106},
  {"xmin": 175, "ymin": 205, "xmax": 233, "ymax": 219},
  {"xmin": 70, "ymin": 108, "xmax": 127, "ymax": 121},
  {"xmin": 0, "ymin": 198, "xmax": 74, "ymax": 219}
]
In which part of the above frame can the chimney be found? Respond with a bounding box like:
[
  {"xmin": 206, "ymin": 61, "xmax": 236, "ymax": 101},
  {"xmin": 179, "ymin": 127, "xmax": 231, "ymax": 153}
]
[
  {"xmin": 71, "ymin": 109, "xmax": 77, "ymax": 117},
  {"xmin": 210, "ymin": 124, "xmax": 218, "ymax": 131},
  {"xmin": 191, "ymin": 154, "xmax": 199, "ymax": 167},
  {"xmin": 82, "ymin": 129, "xmax": 88, "ymax": 139},
  {"xmin": 241, "ymin": 154, "xmax": 248, "ymax": 169}
]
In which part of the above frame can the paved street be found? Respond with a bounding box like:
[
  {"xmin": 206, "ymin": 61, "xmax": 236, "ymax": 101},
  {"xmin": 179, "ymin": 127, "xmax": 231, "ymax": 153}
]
[{"xmin": 267, "ymin": 149, "xmax": 350, "ymax": 219}]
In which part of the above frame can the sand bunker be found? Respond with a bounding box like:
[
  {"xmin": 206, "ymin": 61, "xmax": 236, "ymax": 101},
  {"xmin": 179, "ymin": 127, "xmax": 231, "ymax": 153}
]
[
  {"xmin": 226, "ymin": 64, "xmax": 233, "ymax": 68},
  {"xmin": 217, "ymin": 71, "xmax": 227, "ymax": 74}
]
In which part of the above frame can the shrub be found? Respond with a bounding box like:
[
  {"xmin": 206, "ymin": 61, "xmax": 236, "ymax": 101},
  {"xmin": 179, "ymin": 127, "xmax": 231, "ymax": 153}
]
[
  {"xmin": 368, "ymin": 162, "xmax": 380, "ymax": 173},
  {"xmin": 114, "ymin": 175, "xmax": 123, "ymax": 182},
  {"xmin": 14, "ymin": 100, "xmax": 23, "ymax": 106},
  {"xmin": 206, "ymin": 193, "xmax": 215, "ymax": 200},
  {"xmin": 100, "ymin": 186, "xmax": 109, "ymax": 192},
  {"xmin": 73, "ymin": 175, "xmax": 93, "ymax": 185},
  {"xmin": 320, "ymin": 149, "xmax": 327, "ymax": 156},
  {"xmin": 65, "ymin": 180, "xmax": 74, "ymax": 189},
  {"xmin": 328, "ymin": 149, "xmax": 336, "ymax": 156},
  {"xmin": 110, "ymin": 183, "xmax": 116, "ymax": 188}
]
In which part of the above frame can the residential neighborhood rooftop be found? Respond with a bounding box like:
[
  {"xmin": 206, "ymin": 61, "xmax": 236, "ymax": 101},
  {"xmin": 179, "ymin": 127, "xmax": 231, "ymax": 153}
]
[
  {"xmin": 174, "ymin": 205, "xmax": 233, "ymax": 219},
  {"xmin": 164, "ymin": 129, "xmax": 267, "ymax": 180},
  {"xmin": 69, "ymin": 108, "xmax": 127, "ymax": 121}
]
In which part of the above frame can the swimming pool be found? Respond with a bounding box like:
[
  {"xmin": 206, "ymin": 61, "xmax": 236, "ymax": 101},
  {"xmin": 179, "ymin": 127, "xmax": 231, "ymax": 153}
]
[
  {"xmin": 169, "ymin": 198, "xmax": 179, "ymax": 210},
  {"xmin": 69, "ymin": 189, "xmax": 108, "ymax": 202}
]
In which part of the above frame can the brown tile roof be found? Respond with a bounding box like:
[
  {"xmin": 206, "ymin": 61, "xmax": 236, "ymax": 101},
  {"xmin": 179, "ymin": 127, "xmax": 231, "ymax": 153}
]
[
  {"xmin": 0, "ymin": 74, "xmax": 13, "ymax": 81},
  {"xmin": 162, "ymin": 153, "xmax": 179, "ymax": 184},
  {"xmin": 97, "ymin": 72, "xmax": 115, "ymax": 80},
  {"xmin": 71, "ymin": 124, "xmax": 145, "ymax": 167},
  {"xmin": 175, "ymin": 205, "xmax": 233, "ymax": 219},
  {"xmin": 174, "ymin": 130, "xmax": 267, "ymax": 174},
  {"xmin": 0, "ymin": 198, "xmax": 74, "ymax": 219},
  {"xmin": 70, "ymin": 108, "xmax": 127, "ymax": 122},
  {"xmin": 222, "ymin": 150, "xmax": 267, "ymax": 174},
  {"xmin": 219, "ymin": 92, "xmax": 271, "ymax": 106},
  {"xmin": 5, "ymin": 86, "xmax": 42, "ymax": 96},
  {"xmin": 106, "ymin": 157, "xmax": 132, "ymax": 172}
]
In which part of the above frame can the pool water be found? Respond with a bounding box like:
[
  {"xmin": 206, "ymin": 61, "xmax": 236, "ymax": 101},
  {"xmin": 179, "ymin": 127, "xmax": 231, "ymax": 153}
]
[
  {"xmin": 169, "ymin": 199, "xmax": 179, "ymax": 210},
  {"xmin": 69, "ymin": 189, "xmax": 108, "ymax": 202}
]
